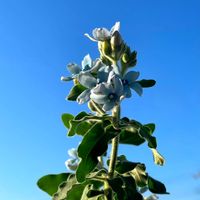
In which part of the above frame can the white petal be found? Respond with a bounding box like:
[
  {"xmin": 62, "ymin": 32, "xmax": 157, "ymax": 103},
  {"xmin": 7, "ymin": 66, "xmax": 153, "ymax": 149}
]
[
  {"xmin": 68, "ymin": 148, "xmax": 78, "ymax": 158},
  {"xmin": 78, "ymin": 72, "xmax": 97, "ymax": 89},
  {"xmin": 92, "ymin": 28, "xmax": 111, "ymax": 41},
  {"xmin": 130, "ymin": 82, "xmax": 143, "ymax": 96},
  {"xmin": 82, "ymin": 54, "xmax": 92, "ymax": 70},
  {"xmin": 84, "ymin": 33, "xmax": 98, "ymax": 42},
  {"xmin": 110, "ymin": 21, "xmax": 120, "ymax": 35}
]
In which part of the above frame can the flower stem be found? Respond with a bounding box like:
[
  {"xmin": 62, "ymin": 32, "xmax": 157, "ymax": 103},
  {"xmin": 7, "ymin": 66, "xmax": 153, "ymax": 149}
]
[{"xmin": 107, "ymin": 105, "xmax": 120, "ymax": 199}]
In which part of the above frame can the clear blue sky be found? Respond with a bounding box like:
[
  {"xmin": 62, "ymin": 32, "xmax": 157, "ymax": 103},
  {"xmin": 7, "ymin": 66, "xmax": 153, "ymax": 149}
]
[{"xmin": 0, "ymin": 0, "xmax": 200, "ymax": 199}]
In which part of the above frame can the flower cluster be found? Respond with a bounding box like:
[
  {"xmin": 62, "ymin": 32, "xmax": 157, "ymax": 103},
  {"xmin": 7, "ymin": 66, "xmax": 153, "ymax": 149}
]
[{"xmin": 61, "ymin": 22, "xmax": 143, "ymax": 111}]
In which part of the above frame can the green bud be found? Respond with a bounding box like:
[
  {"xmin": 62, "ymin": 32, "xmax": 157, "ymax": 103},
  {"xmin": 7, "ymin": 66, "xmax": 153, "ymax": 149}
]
[
  {"xmin": 122, "ymin": 53, "xmax": 129, "ymax": 63},
  {"xmin": 101, "ymin": 40, "xmax": 111, "ymax": 55},
  {"xmin": 110, "ymin": 31, "xmax": 123, "ymax": 52}
]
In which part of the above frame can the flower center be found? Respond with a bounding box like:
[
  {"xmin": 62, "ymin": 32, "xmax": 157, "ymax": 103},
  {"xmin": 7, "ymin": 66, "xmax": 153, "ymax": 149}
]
[
  {"xmin": 108, "ymin": 93, "xmax": 117, "ymax": 101},
  {"xmin": 122, "ymin": 79, "xmax": 129, "ymax": 85}
]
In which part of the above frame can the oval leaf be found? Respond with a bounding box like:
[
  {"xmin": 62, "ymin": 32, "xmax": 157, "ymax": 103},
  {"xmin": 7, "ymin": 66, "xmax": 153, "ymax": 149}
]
[{"xmin": 37, "ymin": 173, "xmax": 70, "ymax": 196}]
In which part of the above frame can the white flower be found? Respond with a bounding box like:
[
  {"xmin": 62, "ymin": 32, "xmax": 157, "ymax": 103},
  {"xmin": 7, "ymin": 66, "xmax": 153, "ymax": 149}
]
[
  {"xmin": 65, "ymin": 148, "xmax": 80, "ymax": 171},
  {"xmin": 84, "ymin": 22, "xmax": 120, "ymax": 42}
]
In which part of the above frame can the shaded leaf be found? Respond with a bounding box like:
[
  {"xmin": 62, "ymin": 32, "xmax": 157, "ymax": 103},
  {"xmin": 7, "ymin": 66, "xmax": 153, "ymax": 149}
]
[
  {"xmin": 107, "ymin": 177, "xmax": 126, "ymax": 200},
  {"xmin": 148, "ymin": 176, "xmax": 169, "ymax": 194},
  {"xmin": 37, "ymin": 173, "xmax": 70, "ymax": 196},
  {"xmin": 139, "ymin": 127, "xmax": 157, "ymax": 149},
  {"xmin": 107, "ymin": 155, "xmax": 138, "ymax": 174},
  {"xmin": 121, "ymin": 176, "xmax": 143, "ymax": 200},
  {"xmin": 137, "ymin": 79, "xmax": 156, "ymax": 88},
  {"xmin": 144, "ymin": 123, "xmax": 155, "ymax": 134},
  {"xmin": 67, "ymin": 84, "xmax": 87, "ymax": 101},
  {"xmin": 130, "ymin": 164, "xmax": 148, "ymax": 187}
]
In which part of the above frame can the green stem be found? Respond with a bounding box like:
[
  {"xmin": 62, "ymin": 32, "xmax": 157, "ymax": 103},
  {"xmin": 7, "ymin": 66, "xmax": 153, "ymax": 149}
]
[{"xmin": 107, "ymin": 105, "xmax": 120, "ymax": 199}]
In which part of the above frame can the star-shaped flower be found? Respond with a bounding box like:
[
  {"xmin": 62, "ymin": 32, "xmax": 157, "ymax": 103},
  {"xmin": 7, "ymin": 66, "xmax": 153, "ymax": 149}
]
[
  {"xmin": 122, "ymin": 71, "xmax": 143, "ymax": 98},
  {"xmin": 61, "ymin": 54, "xmax": 100, "ymax": 81},
  {"xmin": 90, "ymin": 71, "xmax": 123, "ymax": 111}
]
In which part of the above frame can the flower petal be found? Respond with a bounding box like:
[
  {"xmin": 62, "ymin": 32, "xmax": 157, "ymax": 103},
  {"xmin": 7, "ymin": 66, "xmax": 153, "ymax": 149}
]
[
  {"xmin": 102, "ymin": 101, "xmax": 115, "ymax": 111},
  {"xmin": 91, "ymin": 83, "xmax": 112, "ymax": 95},
  {"xmin": 110, "ymin": 22, "xmax": 120, "ymax": 35},
  {"xmin": 78, "ymin": 72, "xmax": 97, "ymax": 89},
  {"xmin": 124, "ymin": 71, "xmax": 140, "ymax": 84},
  {"xmin": 81, "ymin": 54, "xmax": 92, "ymax": 70},
  {"xmin": 92, "ymin": 28, "xmax": 110, "ymax": 41},
  {"xmin": 123, "ymin": 85, "xmax": 132, "ymax": 98},
  {"xmin": 97, "ymin": 65, "xmax": 112, "ymax": 83},
  {"xmin": 65, "ymin": 159, "xmax": 78, "ymax": 171},
  {"xmin": 67, "ymin": 63, "xmax": 81, "ymax": 75},
  {"xmin": 68, "ymin": 148, "xmax": 78, "ymax": 158},
  {"xmin": 77, "ymin": 89, "xmax": 91, "ymax": 104},
  {"xmin": 84, "ymin": 33, "xmax": 98, "ymax": 42},
  {"xmin": 90, "ymin": 92, "xmax": 108, "ymax": 104},
  {"xmin": 61, "ymin": 76, "xmax": 73, "ymax": 81},
  {"xmin": 130, "ymin": 82, "xmax": 143, "ymax": 96}
]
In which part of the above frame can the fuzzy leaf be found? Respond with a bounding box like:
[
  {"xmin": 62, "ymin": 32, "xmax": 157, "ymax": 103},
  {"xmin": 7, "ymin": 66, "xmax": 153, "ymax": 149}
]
[
  {"xmin": 67, "ymin": 84, "xmax": 87, "ymax": 101},
  {"xmin": 137, "ymin": 79, "xmax": 156, "ymax": 88},
  {"xmin": 52, "ymin": 174, "xmax": 77, "ymax": 200},
  {"xmin": 61, "ymin": 113, "xmax": 74, "ymax": 129},
  {"xmin": 148, "ymin": 176, "xmax": 169, "ymax": 194},
  {"xmin": 144, "ymin": 123, "xmax": 155, "ymax": 134},
  {"xmin": 121, "ymin": 176, "xmax": 143, "ymax": 200},
  {"xmin": 107, "ymin": 177, "xmax": 126, "ymax": 200},
  {"xmin": 76, "ymin": 122, "xmax": 115, "ymax": 182},
  {"xmin": 130, "ymin": 164, "xmax": 148, "ymax": 187},
  {"xmin": 37, "ymin": 173, "xmax": 70, "ymax": 196},
  {"xmin": 139, "ymin": 127, "xmax": 157, "ymax": 148}
]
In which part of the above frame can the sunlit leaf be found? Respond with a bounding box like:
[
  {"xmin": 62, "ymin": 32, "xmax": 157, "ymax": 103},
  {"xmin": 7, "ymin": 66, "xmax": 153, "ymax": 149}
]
[
  {"xmin": 76, "ymin": 122, "xmax": 116, "ymax": 182},
  {"xmin": 61, "ymin": 113, "xmax": 74, "ymax": 129},
  {"xmin": 37, "ymin": 173, "xmax": 70, "ymax": 196}
]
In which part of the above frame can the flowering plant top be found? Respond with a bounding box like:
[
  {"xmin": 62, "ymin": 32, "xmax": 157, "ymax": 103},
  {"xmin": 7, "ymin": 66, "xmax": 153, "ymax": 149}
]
[{"xmin": 37, "ymin": 22, "xmax": 168, "ymax": 200}]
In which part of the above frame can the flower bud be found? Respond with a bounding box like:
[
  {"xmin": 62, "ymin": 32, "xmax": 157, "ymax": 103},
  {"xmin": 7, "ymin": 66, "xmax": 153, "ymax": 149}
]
[
  {"xmin": 122, "ymin": 53, "xmax": 129, "ymax": 64},
  {"xmin": 110, "ymin": 31, "xmax": 123, "ymax": 52},
  {"xmin": 101, "ymin": 40, "xmax": 111, "ymax": 55},
  {"xmin": 151, "ymin": 148, "xmax": 165, "ymax": 166}
]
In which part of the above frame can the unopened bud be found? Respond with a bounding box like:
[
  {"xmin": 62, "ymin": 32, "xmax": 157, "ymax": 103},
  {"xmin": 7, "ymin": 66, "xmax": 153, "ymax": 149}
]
[
  {"xmin": 110, "ymin": 31, "xmax": 123, "ymax": 51},
  {"xmin": 101, "ymin": 40, "xmax": 111, "ymax": 55},
  {"xmin": 122, "ymin": 53, "xmax": 129, "ymax": 63}
]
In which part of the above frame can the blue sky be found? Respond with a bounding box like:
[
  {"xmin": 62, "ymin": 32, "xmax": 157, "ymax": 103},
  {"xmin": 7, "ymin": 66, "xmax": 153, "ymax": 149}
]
[{"xmin": 0, "ymin": 0, "xmax": 200, "ymax": 199}]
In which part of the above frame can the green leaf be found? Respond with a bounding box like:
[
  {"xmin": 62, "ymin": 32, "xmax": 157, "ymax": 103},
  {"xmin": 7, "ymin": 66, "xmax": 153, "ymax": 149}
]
[
  {"xmin": 139, "ymin": 126, "xmax": 157, "ymax": 148},
  {"xmin": 144, "ymin": 123, "xmax": 155, "ymax": 134},
  {"xmin": 52, "ymin": 174, "xmax": 76, "ymax": 200},
  {"xmin": 66, "ymin": 183, "xmax": 88, "ymax": 200},
  {"xmin": 108, "ymin": 155, "xmax": 138, "ymax": 174},
  {"xmin": 119, "ymin": 129, "xmax": 145, "ymax": 146},
  {"xmin": 87, "ymin": 189, "xmax": 104, "ymax": 198},
  {"xmin": 68, "ymin": 112, "xmax": 92, "ymax": 136},
  {"xmin": 76, "ymin": 122, "xmax": 115, "ymax": 182},
  {"xmin": 119, "ymin": 119, "xmax": 145, "ymax": 146},
  {"xmin": 107, "ymin": 177, "xmax": 126, "ymax": 200},
  {"xmin": 37, "ymin": 173, "xmax": 70, "ymax": 196},
  {"xmin": 61, "ymin": 113, "xmax": 74, "ymax": 129},
  {"xmin": 121, "ymin": 176, "xmax": 143, "ymax": 200},
  {"xmin": 148, "ymin": 176, "xmax": 169, "ymax": 194},
  {"xmin": 130, "ymin": 164, "xmax": 148, "ymax": 187},
  {"xmin": 137, "ymin": 79, "xmax": 156, "ymax": 88},
  {"xmin": 67, "ymin": 84, "xmax": 87, "ymax": 101}
]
